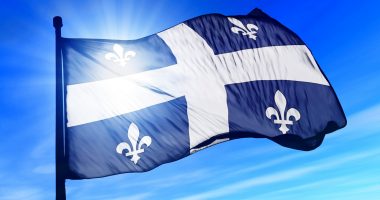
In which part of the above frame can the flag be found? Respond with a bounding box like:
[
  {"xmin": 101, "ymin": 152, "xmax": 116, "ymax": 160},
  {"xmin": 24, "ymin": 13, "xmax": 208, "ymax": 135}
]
[{"xmin": 61, "ymin": 8, "xmax": 346, "ymax": 179}]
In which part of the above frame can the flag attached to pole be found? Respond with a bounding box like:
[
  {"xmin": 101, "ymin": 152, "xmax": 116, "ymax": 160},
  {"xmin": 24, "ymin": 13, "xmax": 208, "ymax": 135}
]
[{"xmin": 61, "ymin": 8, "xmax": 346, "ymax": 179}]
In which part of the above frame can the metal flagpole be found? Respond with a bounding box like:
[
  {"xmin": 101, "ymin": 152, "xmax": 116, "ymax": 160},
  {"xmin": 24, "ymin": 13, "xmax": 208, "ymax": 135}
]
[{"xmin": 54, "ymin": 16, "xmax": 66, "ymax": 200}]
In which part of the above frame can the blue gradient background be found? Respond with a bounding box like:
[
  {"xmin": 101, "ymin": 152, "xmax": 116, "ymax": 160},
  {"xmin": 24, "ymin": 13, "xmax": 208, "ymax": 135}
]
[{"xmin": 1, "ymin": 0, "xmax": 380, "ymax": 199}]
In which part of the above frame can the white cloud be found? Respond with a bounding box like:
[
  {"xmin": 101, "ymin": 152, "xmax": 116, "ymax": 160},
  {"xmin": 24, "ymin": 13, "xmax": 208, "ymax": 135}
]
[
  {"xmin": 228, "ymin": 153, "xmax": 305, "ymax": 176},
  {"xmin": 237, "ymin": 177, "xmax": 344, "ymax": 200},
  {"xmin": 108, "ymin": 192, "xmax": 152, "ymax": 200},
  {"xmin": 177, "ymin": 167, "xmax": 315, "ymax": 200},
  {"xmin": 33, "ymin": 163, "xmax": 55, "ymax": 174},
  {"xmin": 328, "ymin": 102, "xmax": 380, "ymax": 140},
  {"xmin": 177, "ymin": 149, "xmax": 380, "ymax": 200},
  {"xmin": 0, "ymin": 187, "xmax": 48, "ymax": 200},
  {"xmin": 127, "ymin": 168, "xmax": 211, "ymax": 188}
]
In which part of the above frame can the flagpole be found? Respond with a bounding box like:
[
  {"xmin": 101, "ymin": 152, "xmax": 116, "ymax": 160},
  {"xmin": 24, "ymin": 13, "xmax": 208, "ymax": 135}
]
[{"xmin": 54, "ymin": 16, "xmax": 66, "ymax": 200}]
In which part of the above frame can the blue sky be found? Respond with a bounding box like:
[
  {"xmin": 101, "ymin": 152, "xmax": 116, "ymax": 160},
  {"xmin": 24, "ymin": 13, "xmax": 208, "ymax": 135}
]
[{"xmin": 1, "ymin": 0, "xmax": 380, "ymax": 199}]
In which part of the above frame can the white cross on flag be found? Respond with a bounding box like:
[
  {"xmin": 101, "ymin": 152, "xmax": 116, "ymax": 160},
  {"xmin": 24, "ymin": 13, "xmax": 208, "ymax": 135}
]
[{"xmin": 61, "ymin": 8, "xmax": 346, "ymax": 179}]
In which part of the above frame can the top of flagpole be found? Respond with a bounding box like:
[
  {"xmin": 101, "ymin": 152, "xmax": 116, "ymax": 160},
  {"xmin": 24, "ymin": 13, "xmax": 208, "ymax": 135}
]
[{"xmin": 53, "ymin": 16, "xmax": 63, "ymax": 29}]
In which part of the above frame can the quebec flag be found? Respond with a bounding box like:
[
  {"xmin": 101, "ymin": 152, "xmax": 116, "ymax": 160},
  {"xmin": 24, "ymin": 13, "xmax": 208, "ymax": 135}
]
[{"xmin": 62, "ymin": 8, "xmax": 346, "ymax": 179}]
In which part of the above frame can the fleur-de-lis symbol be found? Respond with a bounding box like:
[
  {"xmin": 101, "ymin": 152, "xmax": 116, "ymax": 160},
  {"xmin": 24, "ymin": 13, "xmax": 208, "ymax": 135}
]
[
  {"xmin": 116, "ymin": 123, "xmax": 152, "ymax": 164},
  {"xmin": 266, "ymin": 90, "xmax": 301, "ymax": 134},
  {"xmin": 105, "ymin": 44, "xmax": 136, "ymax": 66},
  {"xmin": 228, "ymin": 17, "xmax": 259, "ymax": 40}
]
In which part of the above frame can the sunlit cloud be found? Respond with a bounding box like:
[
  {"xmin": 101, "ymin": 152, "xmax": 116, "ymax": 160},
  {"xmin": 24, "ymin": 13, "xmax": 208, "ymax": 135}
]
[
  {"xmin": 253, "ymin": 176, "xmax": 380, "ymax": 200},
  {"xmin": 33, "ymin": 163, "xmax": 55, "ymax": 174},
  {"xmin": 177, "ymin": 149, "xmax": 380, "ymax": 200},
  {"xmin": 0, "ymin": 187, "xmax": 47, "ymax": 200},
  {"xmin": 108, "ymin": 192, "xmax": 152, "ymax": 200}
]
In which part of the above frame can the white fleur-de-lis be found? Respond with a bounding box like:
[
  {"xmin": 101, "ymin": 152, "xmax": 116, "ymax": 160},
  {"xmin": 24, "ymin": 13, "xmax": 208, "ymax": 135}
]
[
  {"xmin": 228, "ymin": 17, "xmax": 259, "ymax": 40},
  {"xmin": 266, "ymin": 90, "xmax": 301, "ymax": 134},
  {"xmin": 116, "ymin": 123, "xmax": 152, "ymax": 164},
  {"xmin": 105, "ymin": 44, "xmax": 136, "ymax": 66}
]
